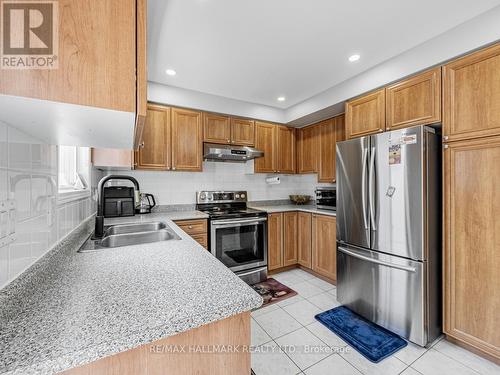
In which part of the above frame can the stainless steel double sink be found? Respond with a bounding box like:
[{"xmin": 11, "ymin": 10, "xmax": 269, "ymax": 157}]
[{"xmin": 79, "ymin": 221, "xmax": 181, "ymax": 252}]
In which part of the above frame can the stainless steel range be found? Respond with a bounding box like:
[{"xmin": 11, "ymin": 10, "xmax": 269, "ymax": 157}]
[{"xmin": 196, "ymin": 191, "xmax": 268, "ymax": 284}]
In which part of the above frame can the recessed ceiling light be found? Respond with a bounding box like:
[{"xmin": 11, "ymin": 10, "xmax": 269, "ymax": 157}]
[
  {"xmin": 166, "ymin": 69, "xmax": 177, "ymax": 76},
  {"xmin": 277, "ymin": 96, "xmax": 286, "ymax": 102},
  {"xmin": 348, "ymin": 54, "xmax": 360, "ymax": 62}
]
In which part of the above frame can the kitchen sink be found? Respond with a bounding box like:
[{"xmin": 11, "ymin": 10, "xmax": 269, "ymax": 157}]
[
  {"xmin": 104, "ymin": 222, "xmax": 167, "ymax": 236},
  {"xmin": 78, "ymin": 221, "xmax": 181, "ymax": 252}
]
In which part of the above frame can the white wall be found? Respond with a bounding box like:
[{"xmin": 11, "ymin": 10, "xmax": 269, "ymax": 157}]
[
  {"xmin": 106, "ymin": 161, "xmax": 328, "ymax": 205},
  {"xmin": 0, "ymin": 121, "xmax": 96, "ymax": 289}
]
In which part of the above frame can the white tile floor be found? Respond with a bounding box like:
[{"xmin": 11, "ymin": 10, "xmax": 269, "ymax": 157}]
[{"xmin": 251, "ymin": 269, "xmax": 499, "ymax": 375}]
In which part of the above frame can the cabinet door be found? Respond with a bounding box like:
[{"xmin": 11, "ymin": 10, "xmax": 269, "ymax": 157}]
[
  {"xmin": 386, "ymin": 68, "xmax": 441, "ymax": 131},
  {"xmin": 297, "ymin": 125, "xmax": 319, "ymax": 174},
  {"xmin": 283, "ymin": 212, "xmax": 298, "ymax": 266},
  {"xmin": 136, "ymin": 105, "xmax": 170, "ymax": 170},
  {"xmin": 444, "ymin": 136, "xmax": 500, "ymax": 359},
  {"xmin": 318, "ymin": 119, "xmax": 336, "ymax": 183},
  {"xmin": 345, "ymin": 89, "xmax": 385, "ymax": 139},
  {"xmin": 92, "ymin": 148, "xmax": 133, "ymax": 169},
  {"xmin": 312, "ymin": 214, "xmax": 337, "ymax": 281},
  {"xmin": 297, "ymin": 212, "xmax": 312, "ymax": 268},
  {"xmin": 268, "ymin": 213, "xmax": 283, "ymax": 271},
  {"xmin": 0, "ymin": 0, "xmax": 136, "ymax": 113},
  {"xmin": 276, "ymin": 126, "xmax": 296, "ymax": 174},
  {"xmin": 336, "ymin": 114, "xmax": 345, "ymax": 143},
  {"xmin": 231, "ymin": 118, "xmax": 255, "ymax": 146},
  {"xmin": 204, "ymin": 113, "xmax": 231, "ymax": 144},
  {"xmin": 443, "ymin": 44, "xmax": 500, "ymax": 142},
  {"xmin": 171, "ymin": 108, "xmax": 203, "ymax": 171},
  {"xmin": 254, "ymin": 122, "xmax": 276, "ymax": 173}
]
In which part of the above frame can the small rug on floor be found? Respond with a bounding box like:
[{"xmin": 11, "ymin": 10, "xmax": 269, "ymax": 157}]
[
  {"xmin": 315, "ymin": 306, "xmax": 407, "ymax": 363},
  {"xmin": 251, "ymin": 278, "xmax": 297, "ymax": 307}
]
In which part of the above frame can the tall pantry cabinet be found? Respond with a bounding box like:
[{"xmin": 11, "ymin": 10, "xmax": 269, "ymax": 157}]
[{"xmin": 442, "ymin": 43, "xmax": 500, "ymax": 362}]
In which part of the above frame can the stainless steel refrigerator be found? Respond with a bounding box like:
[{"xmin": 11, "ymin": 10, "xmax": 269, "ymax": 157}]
[{"xmin": 336, "ymin": 125, "xmax": 441, "ymax": 347}]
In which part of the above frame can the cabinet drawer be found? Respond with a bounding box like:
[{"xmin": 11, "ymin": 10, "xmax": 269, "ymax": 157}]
[
  {"xmin": 175, "ymin": 219, "xmax": 207, "ymax": 235},
  {"xmin": 191, "ymin": 234, "xmax": 208, "ymax": 249}
]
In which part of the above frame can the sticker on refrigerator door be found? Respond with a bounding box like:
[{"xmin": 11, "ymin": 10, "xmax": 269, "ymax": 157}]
[
  {"xmin": 400, "ymin": 134, "xmax": 417, "ymax": 145},
  {"xmin": 389, "ymin": 145, "xmax": 401, "ymax": 165},
  {"xmin": 386, "ymin": 186, "xmax": 396, "ymax": 197}
]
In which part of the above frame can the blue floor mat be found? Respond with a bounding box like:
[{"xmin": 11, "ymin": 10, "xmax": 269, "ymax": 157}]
[{"xmin": 315, "ymin": 306, "xmax": 407, "ymax": 363}]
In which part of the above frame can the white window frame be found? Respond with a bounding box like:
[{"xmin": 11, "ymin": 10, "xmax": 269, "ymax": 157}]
[{"xmin": 58, "ymin": 146, "xmax": 91, "ymax": 205}]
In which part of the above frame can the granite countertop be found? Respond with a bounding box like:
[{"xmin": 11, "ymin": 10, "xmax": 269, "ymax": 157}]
[
  {"xmin": 0, "ymin": 211, "xmax": 262, "ymax": 375},
  {"xmin": 249, "ymin": 204, "xmax": 336, "ymax": 217}
]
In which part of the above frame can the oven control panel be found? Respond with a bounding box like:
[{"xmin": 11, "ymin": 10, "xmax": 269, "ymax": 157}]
[{"xmin": 197, "ymin": 191, "xmax": 247, "ymax": 204}]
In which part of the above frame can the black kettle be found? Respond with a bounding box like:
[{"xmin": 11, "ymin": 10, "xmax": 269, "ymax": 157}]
[{"xmin": 136, "ymin": 193, "xmax": 156, "ymax": 214}]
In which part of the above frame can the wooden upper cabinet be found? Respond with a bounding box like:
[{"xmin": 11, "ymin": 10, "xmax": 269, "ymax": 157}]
[
  {"xmin": 231, "ymin": 119, "xmax": 255, "ymax": 146},
  {"xmin": 135, "ymin": 0, "xmax": 148, "ymax": 148},
  {"xmin": 297, "ymin": 212, "xmax": 312, "ymax": 268},
  {"xmin": 444, "ymin": 136, "xmax": 500, "ymax": 359},
  {"xmin": 345, "ymin": 89, "xmax": 385, "ymax": 139},
  {"xmin": 171, "ymin": 108, "xmax": 203, "ymax": 171},
  {"xmin": 136, "ymin": 105, "xmax": 171, "ymax": 170},
  {"xmin": 318, "ymin": 118, "xmax": 336, "ymax": 183},
  {"xmin": 0, "ymin": 0, "xmax": 137, "ymax": 113},
  {"xmin": 276, "ymin": 126, "xmax": 296, "ymax": 174},
  {"xmin": 297, "ymin": 124, "xmax": 319, "ymax": 174},
  {"xmin": 203, "ymin": 113, "xmax": 231, "ymax": 144},
  {"xmin": 283, "ymin": 212, "xmax": 298, "ymax": 266},
  {"xmin": 386, "ymin": 68, "xmax": 441, "ymax": 131},
  {"xmin": 443, "ymin": 43, "xmax": 500, "ymax": 142},
  {"xmin": 268, "ymin": 213, "xmax": 283, "ymax": 271},
  {"xmin": 254, "ymin": 122, "xmax": 276, "ymax": 173},
  {"xmin": 312, "ymin": 214, "xmax": 337, "ymax": 281}
]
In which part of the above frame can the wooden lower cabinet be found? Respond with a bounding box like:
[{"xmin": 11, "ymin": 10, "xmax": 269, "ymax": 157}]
[
  {"xmin": 61, "ymin": 312, "xmax": 251, "ymax": 375},
  {"xmin": 283, "ymin": 212, "xmax": 298, "ymax": 266},
  {"xmin": 312, "ymin": 214, "xmax": 337, "ymax": 281},
  {"xmin": 268, "ymin": 211, "xmax": 337, "ymax": 283},
  {"xmin": 444, "ymin": 136, "xmax": 500, "ymax": 360},
  {"xmin": 297, "ymin": 212, "xmax": 312, "ymax": 268},
  {"xmin": 267, "ymin": 213, "xmax": 283, "ymax": 270},
  {"xmin": 174, "ymin": 219, "xmax": 208, "ymax": 249}
]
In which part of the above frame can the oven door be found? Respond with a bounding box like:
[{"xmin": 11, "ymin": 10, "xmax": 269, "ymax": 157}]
[{"xmin": 210, "ymin": 217, "xmax": 268, "ymax": 272}]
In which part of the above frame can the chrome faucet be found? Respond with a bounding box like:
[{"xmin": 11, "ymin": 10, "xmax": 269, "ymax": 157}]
[{"xmin": 94, "ymin": 175, "xmax": 140, "ymax": 238}]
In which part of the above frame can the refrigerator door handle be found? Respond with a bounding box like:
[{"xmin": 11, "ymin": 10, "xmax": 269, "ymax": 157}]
[
  {"xmin": 369, "ymin": 146, "xmax": 377, "ymax": 230},
  {"xmin": 338, "ymin": 246, "xmax": 417, "ymax": 273},
  {"xmin": 361, "ymin": 147, "xmax": 369, "ymax": 230}
]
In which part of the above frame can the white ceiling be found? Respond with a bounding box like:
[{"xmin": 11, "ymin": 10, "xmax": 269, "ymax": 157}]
[{"xmin": 148, "ymin": 0, "xmax": 500, "ymax": 109}]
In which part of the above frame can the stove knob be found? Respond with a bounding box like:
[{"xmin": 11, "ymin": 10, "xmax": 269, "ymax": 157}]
[
  {"xmin": 207, "ymin": 193, "xmax": 213, "ymax": 201},
  {"xmin": 235, "ymin": 194, "xmax": 240, "ymax": 199},
  {"xmin": 199, "ymin": 193, "xmax": 207, "ymax": 200},
  {"xmin": 240, "ymin": 193, "xmax": 246, "ymax": 199}
]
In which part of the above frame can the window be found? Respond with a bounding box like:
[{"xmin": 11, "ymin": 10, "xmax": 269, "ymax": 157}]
[{"xmin": 58, "ymin": 146, "xmax": 90, "ymax": 197}]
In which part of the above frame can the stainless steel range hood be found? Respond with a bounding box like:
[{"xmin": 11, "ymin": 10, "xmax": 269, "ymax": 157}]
[{"xmin": 203, "ymin": 143, "xmax": 264, "ymax": 162}]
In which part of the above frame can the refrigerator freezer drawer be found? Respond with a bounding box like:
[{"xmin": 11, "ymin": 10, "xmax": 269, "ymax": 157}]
[{"xmin": 337, "ymin": 244, "xmax": 428, "ymax": 346}]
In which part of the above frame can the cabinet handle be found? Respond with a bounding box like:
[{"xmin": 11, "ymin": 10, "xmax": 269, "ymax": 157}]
[
  {"xmin": 139, "ymin": 142, "xmax": 145, "ymax": 148},
  {"xmin": 378, "ymin": 129, "xmax": 383, "ymax": 132},
  {"xmin": 227, "ymin": 139, "xmax": 231, "ymax": 143},
  {"xmin": 172, "ymin": 167, "xmax": 176, "ymax": 170},
  {"xmin": 443, "ymin": 144, "xmax": 449, "ymax": 149},
  {"xmin": 188, "ymin": 225, "xmax": 193, "ymax": 229},
  {"xmin": 443, "ymin": 136, "xmax": 449, "ymax": 141}
]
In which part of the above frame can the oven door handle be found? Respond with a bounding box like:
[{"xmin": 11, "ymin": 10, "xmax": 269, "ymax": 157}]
[{"xmin": 211, "ymin": 217, "xmax": 267, "ymax": 226}]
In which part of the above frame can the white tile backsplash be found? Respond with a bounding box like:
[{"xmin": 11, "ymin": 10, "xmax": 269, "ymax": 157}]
[
  {"xmin": 110, "ymin": 161, "xmax": 331, "ymax": 205},
  {"xmin": 0, "ymin": 120, "xmax": 96, "ymax": 290}
]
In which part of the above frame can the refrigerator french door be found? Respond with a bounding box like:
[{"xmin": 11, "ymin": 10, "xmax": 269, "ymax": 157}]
[{"xmin": 336, "ymin": 125, "xmax": 441, "ymax": 347}]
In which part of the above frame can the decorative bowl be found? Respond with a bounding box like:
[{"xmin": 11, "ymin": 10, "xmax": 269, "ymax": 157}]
[{"xmin": 289, "ymin": 195, "xmax": 312, "ymax": 205}]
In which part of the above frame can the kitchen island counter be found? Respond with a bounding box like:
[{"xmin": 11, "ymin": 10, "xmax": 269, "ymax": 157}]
[{"xmin": 0, "ymin": 212, "xmax": 261, "ymax": 375}]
